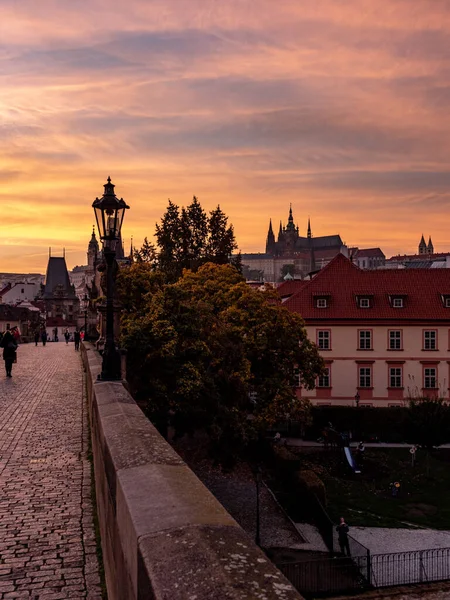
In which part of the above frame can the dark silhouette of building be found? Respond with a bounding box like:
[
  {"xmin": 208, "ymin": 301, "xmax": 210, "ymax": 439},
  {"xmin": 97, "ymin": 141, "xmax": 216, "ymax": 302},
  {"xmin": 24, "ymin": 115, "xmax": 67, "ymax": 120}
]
[
  {"xmin": 43, "ymin": 252, "xmax": 79, "ymax": 327},
  {"xmin": 242, "ymin": 206, "xmax": 347, "ymax": 281}
]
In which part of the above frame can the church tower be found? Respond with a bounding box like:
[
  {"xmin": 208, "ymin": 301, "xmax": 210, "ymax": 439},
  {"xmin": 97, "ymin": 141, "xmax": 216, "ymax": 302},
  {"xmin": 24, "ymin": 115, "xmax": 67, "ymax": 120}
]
[
  {"xmin": 427, "ymin": 236, "xmax": 434, "ymax": 254},
  {"xmin": 87, "ymin": 226, "xmax": 99, "ymax": 268},
  {"xmin": 418, "ymin": 235, "xmax": 427, "ymax": 255},
  {"xmin": 266, "ymin": 219, "xmax": 276, "ymax": 254}
]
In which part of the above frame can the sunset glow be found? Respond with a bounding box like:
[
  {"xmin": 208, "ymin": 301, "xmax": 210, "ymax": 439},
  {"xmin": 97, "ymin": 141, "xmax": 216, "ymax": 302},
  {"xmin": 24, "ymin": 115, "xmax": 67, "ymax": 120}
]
[{"xmin": 1, "ymin": 0, "xmax": 450, "ymax": 271}]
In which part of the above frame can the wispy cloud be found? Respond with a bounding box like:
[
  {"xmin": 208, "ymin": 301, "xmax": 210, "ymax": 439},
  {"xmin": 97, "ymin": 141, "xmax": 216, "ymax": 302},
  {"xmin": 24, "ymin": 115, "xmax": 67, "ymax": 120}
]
[{"xmin": 0, "ymin": 0, "xmax": 449, "ymax": 270}]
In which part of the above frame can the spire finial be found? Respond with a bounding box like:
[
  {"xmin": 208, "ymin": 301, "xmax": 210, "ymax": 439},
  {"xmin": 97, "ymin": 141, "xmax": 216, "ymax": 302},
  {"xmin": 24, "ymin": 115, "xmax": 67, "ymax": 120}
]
[
  {"xmin": 307, "ymin": 216, "xmax": 312, "ymax": 239},
  {"xmin": 107, "ymin": 175, "xmax": 111, "ymax": 184}
]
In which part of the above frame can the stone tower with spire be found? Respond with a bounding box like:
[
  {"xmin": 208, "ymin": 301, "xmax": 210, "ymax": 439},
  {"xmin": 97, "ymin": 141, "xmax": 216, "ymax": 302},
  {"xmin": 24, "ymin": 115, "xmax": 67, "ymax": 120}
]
[
  {"xmin": 419, "ymin": 235, "xmax": 427, "ymax": 255},
  {"xmin": 87, "ymin": 226, "xmax": 99, "ymax": 268},
  {"xmin": 427, "ymin": 236, "xmax": 434, "ymax": 254},
  {"xmin": 265, "ymin": 219, "xmax": 276, "ymax": 254}
]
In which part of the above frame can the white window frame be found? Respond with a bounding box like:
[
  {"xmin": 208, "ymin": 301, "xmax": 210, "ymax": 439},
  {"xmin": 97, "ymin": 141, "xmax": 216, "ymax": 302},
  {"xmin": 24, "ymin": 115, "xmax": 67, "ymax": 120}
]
[
  {"xmin": 316, "ymin": 298, "xmax": 327, "ymax": 308},
  {"xmin": 446, "ymin": 297, "xmax": 450, "ymax": 308},
  {"xmin": 393, "ymin": 298, "xmax": 403, "ymax": 308},
  {"xmin": 359, "ymin": 367, "xmax": 371, "ymax": 388},
  {"xmin": 318, "ymin": 367, "xmax": 330, "ymax": 388},
  {"xmin": 424, "ymin": 330, "xmax": 437, "ymax": 350},
  {"xmin": 389, "ymin": 367, "xmax": 402, "ymax": 388},
  {"xmin": 389, "ymin": 330, "xmax": 402, "ymax": 350},
  {"xmin": 424, "ymin": 367, "xmax": 437, "ymax": 389},
  {"xmin": 359, "ymin": 330, "xmax": 372, "ymax": 350},
  {"xmin": 359, "ymin": 298, "xmax": 370, "ymax": 308},
  {"xmin": 317, "ymin": 330, "xmax": 330, "ymax": 350}
]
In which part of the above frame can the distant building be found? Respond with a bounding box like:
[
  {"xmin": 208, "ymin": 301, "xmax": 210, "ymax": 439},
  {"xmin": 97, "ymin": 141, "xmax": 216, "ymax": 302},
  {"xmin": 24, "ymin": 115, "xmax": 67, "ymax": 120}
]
[
  {"xmin": 283, "ymin": 253, "xmax": 450, "ymax": 407},
  {"xmin": 0, "ymin": 282, "xmax": 41, "ymax": 304},
  {"xmin": 350, "ymin": 247, "xmax": 385, "ymax": 269},
  {"xmin": 43, "ymin": 253, "xmax": 80, "ymax": 335},
  {"xmin": 241, "ymin": 206, "xmax": 347, "ymax": 282}
]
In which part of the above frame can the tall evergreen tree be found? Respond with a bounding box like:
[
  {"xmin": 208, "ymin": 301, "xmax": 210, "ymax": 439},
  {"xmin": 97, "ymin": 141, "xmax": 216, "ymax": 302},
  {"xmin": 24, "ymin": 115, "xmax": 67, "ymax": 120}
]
[{"xmin": 155, "ymin": 197, "xmax": 239, "ymax": 280}]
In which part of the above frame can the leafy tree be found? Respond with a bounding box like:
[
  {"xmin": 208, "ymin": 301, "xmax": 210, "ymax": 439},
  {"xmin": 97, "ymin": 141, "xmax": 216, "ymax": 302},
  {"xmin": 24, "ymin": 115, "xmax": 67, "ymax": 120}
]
[
  {"xmin": 155, "ymin": 199, "xmax": 184, "ymax": 281},
  {"xmin": 120, "ymin": 262, "xmax": 324, "ymax": 462},
  {"xmin": 117, "ymin": 262, "xmax": 165, "ymax": 315}
]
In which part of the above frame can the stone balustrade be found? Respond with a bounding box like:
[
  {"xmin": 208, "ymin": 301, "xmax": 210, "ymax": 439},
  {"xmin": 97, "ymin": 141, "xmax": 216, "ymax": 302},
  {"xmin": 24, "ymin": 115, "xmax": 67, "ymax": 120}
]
[{"xmin": 81, "ymin": 343, "xmax": 303, "ymax": 600}]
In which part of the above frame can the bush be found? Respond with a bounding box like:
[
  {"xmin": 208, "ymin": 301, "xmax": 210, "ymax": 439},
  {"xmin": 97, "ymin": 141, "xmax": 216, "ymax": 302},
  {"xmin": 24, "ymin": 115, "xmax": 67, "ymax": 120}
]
[
  {"xmin": 272, "ymin": 445, "xmax": 302, "ymax": 473},
  {"xmin": 307, "ymin": 406, "xmax": 409, "ymax": 443},
  {"xmin": 294, "ymin": 469, "xmax": 327, "ymax": 507}
]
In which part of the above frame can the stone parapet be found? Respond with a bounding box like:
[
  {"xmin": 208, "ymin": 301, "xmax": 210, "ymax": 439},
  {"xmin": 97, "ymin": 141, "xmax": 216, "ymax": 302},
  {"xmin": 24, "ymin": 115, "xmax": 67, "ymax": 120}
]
[{"xmin": 81, "ymin": 342, "xmax": 303, "ymax": 600}]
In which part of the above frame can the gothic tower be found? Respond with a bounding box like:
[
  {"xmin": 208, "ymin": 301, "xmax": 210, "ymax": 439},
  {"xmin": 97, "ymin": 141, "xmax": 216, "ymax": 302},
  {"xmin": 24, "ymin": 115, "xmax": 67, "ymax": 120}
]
[
  {"xmin": 87, "ymin": 226, "xmax": 99, "ymax": 268},
  {"xmin": 266, "ymin": 219, "xmax": 276, "ymax": 254},
  {"xmin": 418, "ymin": 235, "xmax": 427, "ymax": 255},
  {"xmin": 427, "ymin": 236, "xmax": 434, "ymax": 254}
]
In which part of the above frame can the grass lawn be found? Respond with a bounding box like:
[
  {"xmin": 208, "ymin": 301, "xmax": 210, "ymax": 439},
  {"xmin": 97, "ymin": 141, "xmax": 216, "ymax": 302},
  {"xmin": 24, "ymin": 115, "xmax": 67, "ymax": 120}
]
[{"xmin": 293, "ymin": 447, "xmax": 450, "ymax": 529}]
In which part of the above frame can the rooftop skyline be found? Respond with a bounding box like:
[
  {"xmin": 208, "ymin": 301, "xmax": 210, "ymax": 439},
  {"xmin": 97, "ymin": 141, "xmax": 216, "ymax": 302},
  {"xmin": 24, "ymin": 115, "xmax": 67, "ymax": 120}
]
[{"xmin": 1, "ymin": 0, "xmax": 450, "ymax": 271}]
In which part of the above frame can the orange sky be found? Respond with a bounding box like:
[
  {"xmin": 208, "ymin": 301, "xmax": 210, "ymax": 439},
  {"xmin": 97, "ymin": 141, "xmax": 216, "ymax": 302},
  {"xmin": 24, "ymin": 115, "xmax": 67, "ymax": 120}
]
[{"xmin": 1, "ymin": 0, "xmax": 450, "ymax": 272}]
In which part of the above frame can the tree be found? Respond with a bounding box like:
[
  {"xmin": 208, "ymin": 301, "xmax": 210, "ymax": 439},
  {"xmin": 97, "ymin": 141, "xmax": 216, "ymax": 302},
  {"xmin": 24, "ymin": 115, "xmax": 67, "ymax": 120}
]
[
  {"xmin": 406, "ymin": 396, "xmax": 450, "ymax": 450},
  {"xmin": 120, "ymin": 262, "xmax": 324, "ymax": 462},
  {"xmin": 133, "ymin": 237, "xmax": 157, "ymax": 266},
  {"xmin": 154, "ymin": 197, "xmax": 239, "ymax": 281},
  {"xmin": 280, "ymin": 264, "xmax": 296, "ymax": 281}
]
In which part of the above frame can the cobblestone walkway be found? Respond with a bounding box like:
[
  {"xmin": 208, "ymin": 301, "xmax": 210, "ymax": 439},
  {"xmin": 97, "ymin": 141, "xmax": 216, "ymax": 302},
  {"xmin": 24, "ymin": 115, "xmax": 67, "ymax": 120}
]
[{"xmin": 0, "ymin": 342, "xmax": 102, "ymax": 599}]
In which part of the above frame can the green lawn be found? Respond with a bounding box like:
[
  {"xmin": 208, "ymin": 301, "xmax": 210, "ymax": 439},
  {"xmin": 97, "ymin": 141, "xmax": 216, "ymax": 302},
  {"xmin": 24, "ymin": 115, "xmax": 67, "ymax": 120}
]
[{"xmin": 295, "ymin": 447, "xmax": 450, "ymax": 529}]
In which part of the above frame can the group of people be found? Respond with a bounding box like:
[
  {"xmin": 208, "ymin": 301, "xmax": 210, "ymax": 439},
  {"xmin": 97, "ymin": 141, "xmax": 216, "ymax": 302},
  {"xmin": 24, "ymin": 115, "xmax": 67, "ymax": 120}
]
[{"xmin": 33, "ymin": 328, "xmax": 84, "ymax": 350}]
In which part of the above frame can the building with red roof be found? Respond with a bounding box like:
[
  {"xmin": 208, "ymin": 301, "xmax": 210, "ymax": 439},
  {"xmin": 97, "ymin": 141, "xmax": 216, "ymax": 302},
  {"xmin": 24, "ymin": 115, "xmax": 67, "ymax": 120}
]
[{"xmin": 283, "ymin": 253, "xmax": 450, "ymax": 406}]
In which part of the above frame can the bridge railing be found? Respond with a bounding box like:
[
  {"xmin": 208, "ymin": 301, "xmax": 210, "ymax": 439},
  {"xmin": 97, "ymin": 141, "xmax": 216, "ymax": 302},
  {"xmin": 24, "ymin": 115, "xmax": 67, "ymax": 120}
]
[{"xmin": 81, "ymin": 342, "xmax": 303, "ymax": 600}]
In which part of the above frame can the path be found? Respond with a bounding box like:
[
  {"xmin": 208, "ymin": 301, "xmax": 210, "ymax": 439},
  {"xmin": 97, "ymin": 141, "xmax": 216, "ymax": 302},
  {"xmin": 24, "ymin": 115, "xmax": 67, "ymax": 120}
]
[{"xmin": 0, "ymin": 342, "xmax": 102, "ymax": 599}]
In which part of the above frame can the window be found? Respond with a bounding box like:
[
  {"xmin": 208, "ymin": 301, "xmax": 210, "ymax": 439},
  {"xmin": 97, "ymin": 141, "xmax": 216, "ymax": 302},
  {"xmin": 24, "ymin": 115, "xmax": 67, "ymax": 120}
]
[
  {"xmin": 423, "ymin": 330, "xmax": 437, "ymax": 350},
  {"xmin": 318, "ymin": 367, "xmax": 330, "ymax": 388},
  {"xmin": 424, "ymin": 367, "xmax": 437, "ymax": 389},
  {"xmin": 359, "ymin": 298, "xmax": 370, "ymax": 308},
  {"xmin": 389, "ymin": 330, "xmax": 402, "ymax": 350},
  {"xmin": 389, "ymin": 367, "xmax": 402, "ymax": 388},
  {"xmin": 21, "ymin": 288, "xmax": 24, "ymax": 294},
  {"xmin": 317, "ymin": 330, "xmax": 330, "ymax": 350},
  {"xmin": 393, "ymin": 298, "xmax": 403, "ymax": 308},
  {"xmin": 446, "ymin": 298, "xmax": 450, "ymax": 308},
  {"xmin": 359, "ymin": 367, "xmax": 371, "ymax": 388},
  {"xmin": 359, "ymin": 330, "xmax": 372, "ymax": 350},
  {"xmin": 293, "ymin": 367, "xmax": 301, "ymax": 387},
  {"xmin": 316, "ymin": 298, "xmax": 327, "ymax": 308}
]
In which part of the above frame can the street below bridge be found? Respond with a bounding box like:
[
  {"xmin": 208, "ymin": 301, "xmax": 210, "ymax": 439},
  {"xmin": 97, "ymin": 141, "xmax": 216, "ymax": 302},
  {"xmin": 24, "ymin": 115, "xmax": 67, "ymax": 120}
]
[{"xmin": 0, "ymin": 342, "xmax": 102, "ymax": 599}]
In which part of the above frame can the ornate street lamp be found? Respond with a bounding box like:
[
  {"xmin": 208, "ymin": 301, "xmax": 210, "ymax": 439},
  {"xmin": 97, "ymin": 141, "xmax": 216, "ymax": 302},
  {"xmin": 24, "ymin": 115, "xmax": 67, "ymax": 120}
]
[{"xmin": 92, "ymin": 177, "xmax": 129, "ymax": 380}]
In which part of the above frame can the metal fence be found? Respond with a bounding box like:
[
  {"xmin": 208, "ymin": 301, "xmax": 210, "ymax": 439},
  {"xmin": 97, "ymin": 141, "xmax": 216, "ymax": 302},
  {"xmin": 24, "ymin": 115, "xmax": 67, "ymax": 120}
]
[{"xmin": 278, "ymin": 546, "xmax": 450, "ymax": 597}]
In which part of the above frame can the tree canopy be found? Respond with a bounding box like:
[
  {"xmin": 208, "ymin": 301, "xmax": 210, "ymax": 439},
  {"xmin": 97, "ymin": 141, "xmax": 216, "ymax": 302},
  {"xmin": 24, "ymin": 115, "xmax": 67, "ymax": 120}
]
[
  {"xmin": 119, "ymin": 262, "xmax": 324, "ymax": 463},
  {"xmin": 154, "ymin": 197, "xmax": 240, "ymax": 281}
]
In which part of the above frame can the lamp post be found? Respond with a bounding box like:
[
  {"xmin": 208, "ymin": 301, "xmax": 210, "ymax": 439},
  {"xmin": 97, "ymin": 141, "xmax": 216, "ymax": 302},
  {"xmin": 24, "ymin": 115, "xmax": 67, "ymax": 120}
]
[
  {"xmin": 251, "ymin": 465, "xmax": 262, "ymax": 547},
  {"xmin": 355, "ymin": 392, "xmax": 360, "ymax": 408},
  {"xmin": 92, "ymin": 177, "xmax": 129, "ymax": 380}
]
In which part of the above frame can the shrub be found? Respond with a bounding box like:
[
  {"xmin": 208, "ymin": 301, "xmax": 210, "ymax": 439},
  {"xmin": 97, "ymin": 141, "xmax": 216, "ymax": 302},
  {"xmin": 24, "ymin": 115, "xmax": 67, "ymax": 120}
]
[{"xmin": 294, "ymin": 469, "xmax": 327, "ymax": 507}]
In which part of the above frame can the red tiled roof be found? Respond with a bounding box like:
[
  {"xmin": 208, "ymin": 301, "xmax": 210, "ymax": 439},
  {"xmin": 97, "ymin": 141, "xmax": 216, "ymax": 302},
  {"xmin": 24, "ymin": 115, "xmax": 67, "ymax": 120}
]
[
  {"xmin": 284, "ymin": 253, "xmax": 450, "ymax": 321},
  {"xmin": 386, "ymin": 252, "xmax": 450, "ymax": 262},
  {"xmin": 277, "ymin": 280, "xmax": 308, "ymax": 298},
  {"xmin": 354, "ymin": 248, "xmax": 385, "ymax": 258},
  {"xmin": 0, "ymin": 283, "xmax": 12, "ymax": 297}
]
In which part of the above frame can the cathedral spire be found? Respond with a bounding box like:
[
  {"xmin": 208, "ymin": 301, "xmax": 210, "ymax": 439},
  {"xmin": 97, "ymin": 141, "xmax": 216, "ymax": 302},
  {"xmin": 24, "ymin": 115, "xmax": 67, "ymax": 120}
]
[
  {"xmin": 266, "ymin": 219, "xmax": 275, "ymax": 254},
  {"xmin": 288, "ymin": 203, "xmax": 294, "ymax": 224},
  {"xmin": 307, "ymin": 217, "xmax": 312, "ymax": 239},
  {"xmin": 419, "ymin": 234, "xmax": 427, "ymax": 255},
  {"xmin": 428, "ymin": 235, "xmax": 434, "ymax": 254}
]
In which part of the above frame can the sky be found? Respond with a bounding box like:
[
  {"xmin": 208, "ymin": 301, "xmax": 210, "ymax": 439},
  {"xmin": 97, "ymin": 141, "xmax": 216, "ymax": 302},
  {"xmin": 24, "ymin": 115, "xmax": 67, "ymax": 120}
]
[{"xmin": 1, "ymin": 0, "xmax": 450, "ymax": 272}]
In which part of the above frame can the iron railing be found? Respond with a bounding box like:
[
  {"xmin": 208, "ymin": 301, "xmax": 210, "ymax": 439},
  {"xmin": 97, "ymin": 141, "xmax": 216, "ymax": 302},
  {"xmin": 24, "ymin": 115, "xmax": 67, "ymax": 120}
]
[{"xmin": 278, "ymin": 546, "xmax": 450, "ymax": 597}]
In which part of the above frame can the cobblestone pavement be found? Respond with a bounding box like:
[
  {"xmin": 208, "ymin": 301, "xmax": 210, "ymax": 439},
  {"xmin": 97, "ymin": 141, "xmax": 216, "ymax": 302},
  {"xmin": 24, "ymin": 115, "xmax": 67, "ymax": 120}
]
[{"xmin": 0, "ymin": 342, "xmax": 102, "ymax": 599}]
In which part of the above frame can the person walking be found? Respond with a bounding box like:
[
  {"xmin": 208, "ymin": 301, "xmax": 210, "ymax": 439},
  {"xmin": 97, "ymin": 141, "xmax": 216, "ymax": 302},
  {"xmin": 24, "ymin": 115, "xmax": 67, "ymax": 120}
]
[
  {"xmin": 34, "ymin": 330, "xmax": 40, "ymax": 346},
  {"xmin": 41, "ymin": 330, "xmax": 47, "ymax": 346},
  {"xmin": 74, "ymin": 329, "xmax": 81, "ymax": 351},
  {"xmin": 0, "ymin": 327, "xmax": 18, "ymax": 377},
  {"xmin": 64, "ymin": 329, "xmax": 70, "ymax": 345},
  {"xmin": 336, "ymin": 517, "xmax": 351, "ymax": 556}
]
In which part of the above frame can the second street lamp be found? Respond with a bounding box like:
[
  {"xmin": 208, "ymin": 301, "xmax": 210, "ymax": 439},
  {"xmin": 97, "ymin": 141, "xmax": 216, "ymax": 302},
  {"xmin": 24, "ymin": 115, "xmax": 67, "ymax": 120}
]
[{"xmin": 92, "ymin": 176, "xmax": 129, "ymax": 380}]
